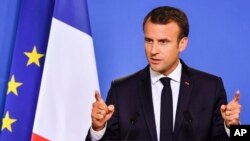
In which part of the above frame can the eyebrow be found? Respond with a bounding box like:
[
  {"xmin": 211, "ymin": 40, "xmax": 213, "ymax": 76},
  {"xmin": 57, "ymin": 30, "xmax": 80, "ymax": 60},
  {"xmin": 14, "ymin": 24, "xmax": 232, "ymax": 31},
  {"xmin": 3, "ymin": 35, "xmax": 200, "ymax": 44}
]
[
  {"xmin": 144, "ymin": 37, "xmax": 152, "ymax": 41},
  {"xmin": 144, "ymin": 37, "xmax": 171, "ymax": 42},
  {"xmin": 158, "ymin": 39, "xmax": 170, "ymax": 42}
]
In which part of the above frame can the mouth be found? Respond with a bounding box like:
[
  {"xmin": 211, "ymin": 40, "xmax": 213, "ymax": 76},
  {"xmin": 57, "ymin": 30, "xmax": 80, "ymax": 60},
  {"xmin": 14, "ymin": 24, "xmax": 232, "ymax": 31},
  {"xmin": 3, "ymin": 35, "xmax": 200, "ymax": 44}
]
[{"xmin": 150, "ymin": 58, "xmax": 161, "ymax": 65}]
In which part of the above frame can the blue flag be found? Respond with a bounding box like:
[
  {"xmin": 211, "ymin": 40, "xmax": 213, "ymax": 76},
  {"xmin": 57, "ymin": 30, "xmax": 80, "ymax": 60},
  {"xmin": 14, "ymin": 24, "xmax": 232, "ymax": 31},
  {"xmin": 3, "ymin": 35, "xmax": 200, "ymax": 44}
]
[
  {"xmin": 0, "ymin": 0, "xmax": 20, "ymax": 127},
  {"xmin": 0, "ymin": 0, "xmax": 54, "ymax": 140}
]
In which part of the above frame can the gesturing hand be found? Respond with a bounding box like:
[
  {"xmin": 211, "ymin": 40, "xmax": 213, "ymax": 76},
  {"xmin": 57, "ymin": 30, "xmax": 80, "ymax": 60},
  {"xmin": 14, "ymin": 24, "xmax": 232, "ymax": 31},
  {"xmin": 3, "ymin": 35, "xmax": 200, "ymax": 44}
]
[
  {"xmin": 91, "ymin": 90, "xmax": 115, "ymax": 131},
  {"xmin": 220, "ymin": 90, "xmax": 242, "ymax": 128}
]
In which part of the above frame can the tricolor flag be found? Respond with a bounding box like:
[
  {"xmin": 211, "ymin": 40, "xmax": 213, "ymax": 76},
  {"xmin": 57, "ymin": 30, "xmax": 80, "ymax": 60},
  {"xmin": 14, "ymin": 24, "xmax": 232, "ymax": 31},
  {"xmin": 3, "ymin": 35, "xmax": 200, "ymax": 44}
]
[
  {"xmin": 32, "ymin": 0, "xmax": 99, "ymax": 140},
  {"xmin": 0, "ymin": 0, "xmax": 54, "ymax": 140}
]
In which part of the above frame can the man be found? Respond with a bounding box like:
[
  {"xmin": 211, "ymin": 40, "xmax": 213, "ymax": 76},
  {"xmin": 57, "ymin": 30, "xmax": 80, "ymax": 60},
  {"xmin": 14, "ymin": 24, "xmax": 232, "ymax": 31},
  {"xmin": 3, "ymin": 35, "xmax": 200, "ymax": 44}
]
[{"xmin": 87, "ymin": 6, "xmax": 241, "ymax": 141}]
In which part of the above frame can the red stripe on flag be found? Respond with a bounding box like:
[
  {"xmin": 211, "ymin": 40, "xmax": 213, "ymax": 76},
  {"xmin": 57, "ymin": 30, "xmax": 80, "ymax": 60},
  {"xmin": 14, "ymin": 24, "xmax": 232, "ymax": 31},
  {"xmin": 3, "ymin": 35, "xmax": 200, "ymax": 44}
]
[{"xmin": 31, "ymin": 133, "xmax": 50, "ymax": 141}]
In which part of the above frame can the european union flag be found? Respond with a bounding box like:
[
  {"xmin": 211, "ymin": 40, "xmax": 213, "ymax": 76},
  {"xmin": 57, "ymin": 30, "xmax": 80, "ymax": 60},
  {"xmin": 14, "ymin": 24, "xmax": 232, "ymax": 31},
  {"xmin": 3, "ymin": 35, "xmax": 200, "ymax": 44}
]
[
  {"xmin": 0, "ymin": 0, "xmax": 54, "ymax": 140},
  {"xmin": 0, "ymin": 0, "xmax": 20, "ymax": 128}
]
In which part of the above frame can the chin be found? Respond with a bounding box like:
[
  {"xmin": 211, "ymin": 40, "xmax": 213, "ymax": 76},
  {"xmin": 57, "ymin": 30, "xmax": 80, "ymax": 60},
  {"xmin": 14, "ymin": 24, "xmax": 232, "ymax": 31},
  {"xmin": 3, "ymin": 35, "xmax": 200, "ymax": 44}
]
[{"xmin": 150, "ymin": 65, "xmax": 162, "ymax": 72}]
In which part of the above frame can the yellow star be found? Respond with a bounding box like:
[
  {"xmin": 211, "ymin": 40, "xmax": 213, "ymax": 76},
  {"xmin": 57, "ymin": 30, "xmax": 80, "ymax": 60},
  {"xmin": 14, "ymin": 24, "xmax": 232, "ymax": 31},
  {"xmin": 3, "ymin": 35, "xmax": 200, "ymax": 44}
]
[
  {"xmin": 24, "ymin": 46, "xmax": 44, "ymax": 67},
  {"xmin": 1, "ymin": 111, "xmax": 17, "ymax": 132},
  {"xmin": 7, "ymin": 75, "xmax": 23, "ymax": 96}
]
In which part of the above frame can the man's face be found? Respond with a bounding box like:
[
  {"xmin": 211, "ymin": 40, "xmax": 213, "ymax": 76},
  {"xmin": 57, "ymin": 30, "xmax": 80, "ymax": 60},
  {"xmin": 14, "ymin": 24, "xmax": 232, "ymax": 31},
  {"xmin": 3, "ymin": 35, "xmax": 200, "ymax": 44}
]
[{"xmin": 144, "ymin": 20, "xmax": 188, "ymax": 76}]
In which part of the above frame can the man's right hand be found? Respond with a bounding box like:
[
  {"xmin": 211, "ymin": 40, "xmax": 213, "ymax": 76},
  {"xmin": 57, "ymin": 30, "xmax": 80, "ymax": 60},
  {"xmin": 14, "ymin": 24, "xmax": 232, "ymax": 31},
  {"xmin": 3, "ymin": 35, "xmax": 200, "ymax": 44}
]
[{"xmin": 91, "ymin": 90, "xmax": 115, "ymax": 131}]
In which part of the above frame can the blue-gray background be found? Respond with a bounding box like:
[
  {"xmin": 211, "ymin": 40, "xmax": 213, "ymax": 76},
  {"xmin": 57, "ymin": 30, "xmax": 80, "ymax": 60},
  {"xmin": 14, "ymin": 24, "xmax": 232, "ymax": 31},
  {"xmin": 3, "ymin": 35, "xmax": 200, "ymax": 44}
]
[{"xmin": 87, "ymin": 0, "xmax": 250, "ymax": 124}]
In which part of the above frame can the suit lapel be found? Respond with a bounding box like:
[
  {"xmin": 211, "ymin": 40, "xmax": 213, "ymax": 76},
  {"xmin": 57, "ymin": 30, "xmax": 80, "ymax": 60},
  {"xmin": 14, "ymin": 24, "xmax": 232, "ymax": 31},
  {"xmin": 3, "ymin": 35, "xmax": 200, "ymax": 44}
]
[
  {"xmin": 139, "ymin": 66, "xmax": 158, "ymax": 141},
  {"xmin": 174, "ymin": 60, "xmax": 194, "ymax": 138}
]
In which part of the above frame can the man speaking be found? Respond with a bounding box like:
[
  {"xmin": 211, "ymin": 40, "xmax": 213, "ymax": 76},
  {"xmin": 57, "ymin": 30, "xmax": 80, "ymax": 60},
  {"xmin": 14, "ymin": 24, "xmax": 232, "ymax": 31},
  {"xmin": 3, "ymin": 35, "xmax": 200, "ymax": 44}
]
[{"xmin": 86, "ymin": 6, "xmax": 241, "ymax": 141}]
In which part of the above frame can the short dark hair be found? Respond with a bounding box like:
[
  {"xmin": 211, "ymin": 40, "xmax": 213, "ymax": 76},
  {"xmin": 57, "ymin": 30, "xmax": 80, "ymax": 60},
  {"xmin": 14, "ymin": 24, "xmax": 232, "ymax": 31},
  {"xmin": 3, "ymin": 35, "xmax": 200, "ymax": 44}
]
[{"xmin": 143, "ymin": 6, "xmax": 189, "ymax": 41}]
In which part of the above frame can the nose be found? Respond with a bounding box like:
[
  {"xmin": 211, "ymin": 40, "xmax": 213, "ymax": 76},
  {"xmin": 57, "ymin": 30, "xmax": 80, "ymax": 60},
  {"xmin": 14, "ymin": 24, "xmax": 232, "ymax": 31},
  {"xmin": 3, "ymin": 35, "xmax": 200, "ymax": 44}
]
[{"xmin": 151, "ymin": 43, "xmax": 159, "ymax": 54}]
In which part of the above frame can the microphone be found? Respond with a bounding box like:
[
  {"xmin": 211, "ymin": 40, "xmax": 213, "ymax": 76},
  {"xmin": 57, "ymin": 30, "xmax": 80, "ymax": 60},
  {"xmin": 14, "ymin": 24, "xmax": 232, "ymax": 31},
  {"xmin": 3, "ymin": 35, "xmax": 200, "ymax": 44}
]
[
  {"xmin": 124, "ymin": 112, "xmax": 140, "ymax": 141},
  {"xmin": 183, "ymin": 110, "xmax": 201, "ymax": 141}
]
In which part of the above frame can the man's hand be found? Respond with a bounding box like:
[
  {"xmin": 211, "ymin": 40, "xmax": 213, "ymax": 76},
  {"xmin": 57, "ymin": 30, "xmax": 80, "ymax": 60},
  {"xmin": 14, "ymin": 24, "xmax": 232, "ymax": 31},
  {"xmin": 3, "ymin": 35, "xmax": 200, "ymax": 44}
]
[
  {"xmin": 220, "ymin": 90, "xmax": 242, "ymax": 128},
  {"xmin": 91, "ymin": 90, "xmax": 115, "ymax": 131}
]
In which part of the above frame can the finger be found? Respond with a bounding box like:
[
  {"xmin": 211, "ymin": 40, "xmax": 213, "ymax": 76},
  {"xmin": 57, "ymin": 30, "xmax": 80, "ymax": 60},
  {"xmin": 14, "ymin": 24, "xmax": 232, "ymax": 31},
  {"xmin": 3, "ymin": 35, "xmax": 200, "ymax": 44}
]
[
  {"xmin": 92, "ymin": 101, "xmax": 108, "ymax": 118},
  {"xmin": 95, "ymin": 90, "xmax": 103, "ymax": 102},
  {"xmin": 233, "ymin": 90, "xmax": 240, "ymax": 102},
  {"xmin": 108, "ymin": 105, "xmax": 115, "ymax": 112},
  {"xmin": 92, "ymin": 101, "xmax": 107, "ymax": 111},
  {"xmin": 94, "ymin": 103, "xmax": 109, "ymax": 115},
  {"xmin": 224, "ymin": 110, "xmax": 240, "ymax": 121},
  {"xmin": 220, "ymin": 105, "xmax": 226, "ymax": 112},
  {"xmin": 104, "ymin": 105, "xmax": 115, "ymax": 121},
  {"xmin": 98, "ymin": 108, "xmax": 109, "ymax": 116},
  {"xmin": 226, "ymin": 102, "xmax": 242, "ymax": 112},
  {"xmin": 92, "ymin": 111, "xmax": 105, "ymax": 120},
  {"xmin": 96, "ymin": 114, "xmax": 105, "ymax": 120},
  {"xmin": 225, "ymin": 110, "xmax": 232, "ymax": 116}
]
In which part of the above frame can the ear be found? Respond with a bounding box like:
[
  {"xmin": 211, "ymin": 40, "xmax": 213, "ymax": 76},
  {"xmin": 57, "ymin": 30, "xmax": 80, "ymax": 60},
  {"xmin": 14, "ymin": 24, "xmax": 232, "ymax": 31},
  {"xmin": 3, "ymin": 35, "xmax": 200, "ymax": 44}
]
[{"xmin": 178, "ymin": 37, "xmax": 188, "ymax": 52}]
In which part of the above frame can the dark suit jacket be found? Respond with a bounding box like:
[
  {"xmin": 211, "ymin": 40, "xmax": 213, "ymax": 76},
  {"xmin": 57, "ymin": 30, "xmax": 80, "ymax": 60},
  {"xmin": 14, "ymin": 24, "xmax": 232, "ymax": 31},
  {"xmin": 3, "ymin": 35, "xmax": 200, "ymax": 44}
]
[{"xmin": 87, "ymin": 60, "xmax": 229, "ymax": 141}]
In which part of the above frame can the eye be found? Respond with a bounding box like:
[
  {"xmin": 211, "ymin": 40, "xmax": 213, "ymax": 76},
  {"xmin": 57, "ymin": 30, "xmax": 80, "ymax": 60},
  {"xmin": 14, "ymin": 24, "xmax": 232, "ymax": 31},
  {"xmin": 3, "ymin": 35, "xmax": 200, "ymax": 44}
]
[
  {"xmin": 159, "ymin": 40, "xmax": 168, "ymax": 45},
  {"xmin": 144, "ymin": 38, "xmax": 153, "ymax": 44}
]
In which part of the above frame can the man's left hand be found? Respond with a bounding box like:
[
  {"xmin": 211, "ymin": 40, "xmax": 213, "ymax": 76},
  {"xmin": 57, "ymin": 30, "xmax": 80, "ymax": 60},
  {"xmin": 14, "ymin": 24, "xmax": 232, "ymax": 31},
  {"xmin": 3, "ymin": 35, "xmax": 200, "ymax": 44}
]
[{"xmin": 220, "ymin": 90, "xmax": 242, "ymax": 128}]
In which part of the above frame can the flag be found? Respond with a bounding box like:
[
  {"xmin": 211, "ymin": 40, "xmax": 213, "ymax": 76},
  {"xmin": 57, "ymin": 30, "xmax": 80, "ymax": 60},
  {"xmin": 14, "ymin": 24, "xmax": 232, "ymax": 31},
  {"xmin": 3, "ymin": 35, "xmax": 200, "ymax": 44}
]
[
  {"xmin": 32, "ymin": 0, "xmax": 99, "ymax": 140},
  {"xmin": 0, "ymin": 0, "xmax": 54, "ymax": 140},
  {"xmin": 0, "ymin": 0, "xmax": 20, "ymax": 127}
]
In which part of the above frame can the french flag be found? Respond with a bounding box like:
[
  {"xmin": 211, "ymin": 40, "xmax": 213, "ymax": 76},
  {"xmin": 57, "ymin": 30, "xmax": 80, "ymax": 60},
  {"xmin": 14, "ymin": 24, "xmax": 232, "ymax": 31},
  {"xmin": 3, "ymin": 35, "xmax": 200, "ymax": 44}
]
[{"xmin": 32, "ymin": 0, "xmax": 99, "ymax": 140}]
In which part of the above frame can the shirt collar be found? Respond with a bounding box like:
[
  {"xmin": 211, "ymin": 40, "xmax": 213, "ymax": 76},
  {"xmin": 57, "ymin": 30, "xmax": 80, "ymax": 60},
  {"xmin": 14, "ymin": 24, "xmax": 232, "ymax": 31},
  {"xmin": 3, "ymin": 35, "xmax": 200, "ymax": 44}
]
[{"xmin": 150, "ymin": 60, "xmax": 182, "ymax": 85}]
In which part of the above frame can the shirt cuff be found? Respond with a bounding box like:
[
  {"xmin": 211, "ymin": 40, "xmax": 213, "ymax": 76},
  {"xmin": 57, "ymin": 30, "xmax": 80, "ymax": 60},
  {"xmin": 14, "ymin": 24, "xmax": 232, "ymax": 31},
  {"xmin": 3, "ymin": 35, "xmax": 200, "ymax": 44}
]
[
  {"xmin": 224, "ymin": 122, "xmax": 230, "ymax": 137},
  {"xmin": 90, "ymin": 124, "xmax": 107, "ymax": 141}
]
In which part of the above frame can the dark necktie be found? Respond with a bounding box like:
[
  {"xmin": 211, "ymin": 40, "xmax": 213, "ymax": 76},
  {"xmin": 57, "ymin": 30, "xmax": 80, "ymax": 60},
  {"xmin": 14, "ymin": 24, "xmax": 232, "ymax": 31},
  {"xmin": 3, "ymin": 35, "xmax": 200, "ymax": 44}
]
[{"xmin": 160, "ymin": 77, "xmax": 173, "ymax": 141}]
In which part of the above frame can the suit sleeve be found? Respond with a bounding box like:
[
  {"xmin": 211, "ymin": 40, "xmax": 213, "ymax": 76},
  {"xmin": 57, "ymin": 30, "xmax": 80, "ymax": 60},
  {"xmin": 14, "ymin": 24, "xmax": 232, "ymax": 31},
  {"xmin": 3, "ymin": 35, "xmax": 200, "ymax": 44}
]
[{"xmin": 211, "ymin": 77, "xmax": 229, "ymax": 141}]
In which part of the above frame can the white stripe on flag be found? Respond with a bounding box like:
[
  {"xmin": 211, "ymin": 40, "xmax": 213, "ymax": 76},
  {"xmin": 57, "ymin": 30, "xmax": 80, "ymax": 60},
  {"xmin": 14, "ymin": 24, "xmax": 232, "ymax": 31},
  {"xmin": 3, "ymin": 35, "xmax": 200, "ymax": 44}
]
[{"xmin": 32, "ymin": 17, "xmax": 99, "ymax": 141}]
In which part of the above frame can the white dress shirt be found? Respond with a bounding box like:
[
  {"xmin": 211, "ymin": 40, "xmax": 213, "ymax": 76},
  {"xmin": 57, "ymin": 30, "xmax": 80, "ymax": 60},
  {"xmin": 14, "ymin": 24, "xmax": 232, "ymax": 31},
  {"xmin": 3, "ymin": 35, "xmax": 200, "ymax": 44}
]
[{"xmin": 150, "ymin": 61, "xmax": 182, "ymax": 140}]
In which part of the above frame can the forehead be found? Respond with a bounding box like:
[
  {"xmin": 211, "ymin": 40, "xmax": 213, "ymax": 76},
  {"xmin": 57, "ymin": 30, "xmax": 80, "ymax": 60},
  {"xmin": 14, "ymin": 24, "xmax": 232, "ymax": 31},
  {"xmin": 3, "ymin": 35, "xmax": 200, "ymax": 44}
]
[{"xmin": 144, "ymin": 21, "xmax": 180, "ymax": 40}]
